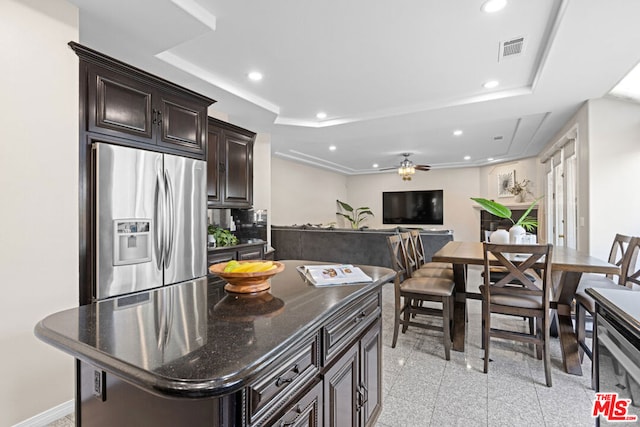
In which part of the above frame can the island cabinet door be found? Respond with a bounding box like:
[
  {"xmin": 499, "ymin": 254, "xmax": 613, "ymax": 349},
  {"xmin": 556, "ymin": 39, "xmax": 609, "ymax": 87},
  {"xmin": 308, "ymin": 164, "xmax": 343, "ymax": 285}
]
[
  {"xmin": 323, "ymin": 318, "xmax": 382, "ymax": 427},
  {"xmin": 359, "ymin": 319, "xmax": 382, "ymax": 427},
  {"xmin": 323, "ymin": 342, "xmax": 359, "ymax": 427}
]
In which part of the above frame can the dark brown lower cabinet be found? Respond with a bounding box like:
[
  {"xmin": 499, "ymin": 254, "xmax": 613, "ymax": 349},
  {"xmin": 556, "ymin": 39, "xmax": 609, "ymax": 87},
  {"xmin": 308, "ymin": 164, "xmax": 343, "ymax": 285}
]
[
  {"xmin": 238, "ymin": 245, "xmax": 264, "ymax": 260},
  {"xmin": 359, "ymin": 321, "xmax": 382, "ymax": 426},
  {"xmin": 76, "ymin": 287, "xmax": 384, "ymax": 427},
  {"xmin": 267, "ymin": 380, "xmax": 324, "ymax": 427},
  {"xmin": 323, "ymin": 319, "xmax": 382, "ymax": 427},
  {"xmin": 207, "ymin": 243, "xmax": 265, "ymax": 271}
]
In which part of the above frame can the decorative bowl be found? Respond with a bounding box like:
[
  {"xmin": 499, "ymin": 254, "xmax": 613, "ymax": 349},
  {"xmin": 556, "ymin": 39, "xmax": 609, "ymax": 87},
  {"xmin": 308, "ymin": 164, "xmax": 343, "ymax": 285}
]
[{"xmin": 208, "ymin": 260, "xmax": 285, "ymax": 293}]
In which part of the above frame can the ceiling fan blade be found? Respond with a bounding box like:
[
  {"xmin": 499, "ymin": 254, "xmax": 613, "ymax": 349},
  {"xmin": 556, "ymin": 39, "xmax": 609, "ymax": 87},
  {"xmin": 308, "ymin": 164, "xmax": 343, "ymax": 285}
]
[
  {"xmin": 377, "ymin": 167, "xmax": 398, "ymax": 171},
  {"xmin": 415, "ymin": 165, "xmax": 431, "ymax": 171}
]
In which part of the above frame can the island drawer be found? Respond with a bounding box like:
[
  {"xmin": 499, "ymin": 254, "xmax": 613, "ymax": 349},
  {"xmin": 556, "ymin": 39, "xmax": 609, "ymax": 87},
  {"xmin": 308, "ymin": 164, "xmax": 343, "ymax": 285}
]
[
  {"xmin": 322, "ymin": 292, "xmax": 381, "ymax": 364},
  {"xmin": 248, "ymin": 333, "xmax": 320, "ymax": 425}
]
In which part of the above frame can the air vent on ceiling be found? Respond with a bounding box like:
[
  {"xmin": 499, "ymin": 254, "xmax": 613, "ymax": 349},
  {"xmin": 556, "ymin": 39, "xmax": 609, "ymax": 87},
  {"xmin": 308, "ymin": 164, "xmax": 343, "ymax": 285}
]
[
  {"xmin": 493, "ymin": 136, "xmax": 504, "ymax": 141},
  {"xmin": 499, "ymin": 37, "xmax": 524, "ymax": 61}
]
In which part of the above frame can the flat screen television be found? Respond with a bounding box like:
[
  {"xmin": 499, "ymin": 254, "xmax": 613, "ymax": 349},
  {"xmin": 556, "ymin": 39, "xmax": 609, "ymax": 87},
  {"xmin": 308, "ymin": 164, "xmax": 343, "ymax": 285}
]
[{"xmin": 382, "ymin": 190, "xmax": 444, "ymax": 225}]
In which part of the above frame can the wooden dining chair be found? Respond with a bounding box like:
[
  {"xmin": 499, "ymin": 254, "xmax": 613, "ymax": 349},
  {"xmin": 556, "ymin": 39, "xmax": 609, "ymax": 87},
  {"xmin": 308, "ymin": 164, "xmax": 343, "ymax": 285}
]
[
  {"xmin": 386, "ymin": 234, "xmax": 455, "ymax": 360},
  {"xmin": 481, "ymin": 242, "xmax": 554, "ymax": 387},
  {"xmin": 402, "ymin": 232, "xmax": 453, "ymax": 280},
  {"xmin": 575, "ymin": 234, "xmax": 633, "ymax": 363},
  {"xmin": 409, "ymin": 229, "xmax": 453, "ymax": 270},
  {"xmin": 621, "ymin": 237, "xmax": 640, "ymax": 289},
  {"xmin": 574, "ymin": 235, "xmax": 639, "ymax": 387}
]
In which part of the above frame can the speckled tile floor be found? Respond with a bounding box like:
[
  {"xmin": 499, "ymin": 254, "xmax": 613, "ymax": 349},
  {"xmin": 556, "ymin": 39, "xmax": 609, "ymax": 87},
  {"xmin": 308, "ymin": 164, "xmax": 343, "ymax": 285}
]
[
  {"xmin": 48, "ymin": 266, "xmax": 596, "ymax": 427},
  {"xmin": 46, "ymin": 412, "xmax": 74, "ymax": 427},
  {"xmin": 375, "ymin": 265, "xmax": 597, "ymax": 427}
]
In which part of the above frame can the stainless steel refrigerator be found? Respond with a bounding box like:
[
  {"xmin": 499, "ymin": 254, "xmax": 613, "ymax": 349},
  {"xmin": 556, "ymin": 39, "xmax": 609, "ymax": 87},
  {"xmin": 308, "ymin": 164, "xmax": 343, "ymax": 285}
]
[{"xmin": 94, "ymin": 143, "xmax": 207, "ymax": 300}]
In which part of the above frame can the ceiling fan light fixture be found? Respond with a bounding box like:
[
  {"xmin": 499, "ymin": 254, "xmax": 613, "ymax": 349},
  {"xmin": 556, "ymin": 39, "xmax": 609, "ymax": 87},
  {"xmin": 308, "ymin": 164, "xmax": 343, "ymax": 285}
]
[{"xmin": 397, "ymin": 160, "xmax": 416, "ymax": 179}]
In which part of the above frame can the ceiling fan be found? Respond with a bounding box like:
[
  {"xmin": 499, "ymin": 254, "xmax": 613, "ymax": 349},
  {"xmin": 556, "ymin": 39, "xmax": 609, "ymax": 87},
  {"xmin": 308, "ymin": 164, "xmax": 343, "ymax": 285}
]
[{"xmin": 380, "ymin": 153, "xmax": 431, "ymax": 181}]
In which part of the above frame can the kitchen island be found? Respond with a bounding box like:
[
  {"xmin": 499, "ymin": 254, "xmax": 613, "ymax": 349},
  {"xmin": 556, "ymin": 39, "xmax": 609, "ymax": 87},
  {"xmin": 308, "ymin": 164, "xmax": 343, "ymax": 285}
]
[{"xmin": 35, "ymin": 260, "xmax": 395, "ymax": 427}]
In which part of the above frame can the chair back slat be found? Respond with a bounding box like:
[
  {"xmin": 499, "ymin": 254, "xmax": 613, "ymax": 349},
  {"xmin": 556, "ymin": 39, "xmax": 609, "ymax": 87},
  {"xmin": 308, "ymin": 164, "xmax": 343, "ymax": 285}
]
[
  {"xmin": 386, "ymin": 234, "xmax": 410, "ymax": 282},
  {"xmin": 621, "ymin": 237, "xmax": 640, "ymax": 288},
  {"xmin": 483, "ymin": 243, "xmax": 553, "ymax": 305},
  {"xmin": 409, "ymin": 230, "xmax": 426, "ymax": 266},
  {"xmin": 608, "ymin": 233, "xmax": 633, "ymax": 281},
  {"xmin": 400, "ymin": 232, "xmax": 418, "ymax": 275}
]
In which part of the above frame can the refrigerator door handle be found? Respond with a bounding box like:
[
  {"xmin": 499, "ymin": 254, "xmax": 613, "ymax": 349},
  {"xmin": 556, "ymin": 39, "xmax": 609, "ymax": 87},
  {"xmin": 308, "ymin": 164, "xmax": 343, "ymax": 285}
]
[
  {"xmin": 164, "ymin": 169, "xmax": 175, "ymax": 268},
  {"xmin": 154, "ymin": 167, "xmax": 165, "ymax": 270}
]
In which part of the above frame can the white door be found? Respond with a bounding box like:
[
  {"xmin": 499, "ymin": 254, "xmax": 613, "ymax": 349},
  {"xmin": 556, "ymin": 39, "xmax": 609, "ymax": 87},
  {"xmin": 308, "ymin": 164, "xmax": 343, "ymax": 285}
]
[{"xmin": 545, "ymin": 140, "xmax": 578, "ymax": 249}]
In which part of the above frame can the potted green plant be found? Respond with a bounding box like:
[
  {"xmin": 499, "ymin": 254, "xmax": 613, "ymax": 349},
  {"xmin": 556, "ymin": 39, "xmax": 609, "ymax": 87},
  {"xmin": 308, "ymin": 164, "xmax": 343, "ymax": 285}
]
[
  {"xmin": 207, "ymin": 225, "xmax": 239, "ymax": 247},
  {"xmin": 471, "ymin": 196, "xmax": 542, "ymax": 243},
  {"xmin": 336, "ymin": 200, "xmax": 374, "ymax": 230}
]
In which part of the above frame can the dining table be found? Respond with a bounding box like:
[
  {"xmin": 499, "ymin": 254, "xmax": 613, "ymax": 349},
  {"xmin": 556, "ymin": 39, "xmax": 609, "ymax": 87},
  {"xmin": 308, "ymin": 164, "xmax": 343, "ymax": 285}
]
[{"xmin": 431, "ymin": 241, "xmax": 619, "ymax": 375}]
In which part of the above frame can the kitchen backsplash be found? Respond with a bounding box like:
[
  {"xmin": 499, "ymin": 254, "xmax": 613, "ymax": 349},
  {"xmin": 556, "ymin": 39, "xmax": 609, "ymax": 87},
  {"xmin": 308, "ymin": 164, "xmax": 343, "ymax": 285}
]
[{"xmin": 207, "ymin": 208, "xmax": 233, "ymax": 229}]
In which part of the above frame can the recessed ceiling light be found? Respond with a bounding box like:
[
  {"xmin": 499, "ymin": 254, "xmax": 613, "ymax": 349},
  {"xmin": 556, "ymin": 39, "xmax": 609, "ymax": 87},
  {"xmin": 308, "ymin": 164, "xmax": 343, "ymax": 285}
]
[
  {"xmin": 483, "ymin": 80, "xmax": 499, "ymax": 89},
  {"xmin": 372, "ymin": 163, "xmax": 379, "ymax": 168},
  {"xmin": 248, "ymin": 71, "xmax": 263, "ymax": 81},
  {"xmin": 488, "ymin": 157, "xmax": 494, "ymax": 161},
  {"xmin": 481, "ymin": 0, "xmax": 507, "ymax": 13},
  {"xmin": 329, "ymin": 145, "xmax": 336, "ymax": 151},
  {"xmin": 453, "ymin": 130, "xmax": 463, "ymax": 136},
  {"xmin": 464, "ymin": 155, "xmax": 471, "ymax": 160},
  {"xmin": 316, "ymin": 112, "xmax": 327, "ymax": 120}
]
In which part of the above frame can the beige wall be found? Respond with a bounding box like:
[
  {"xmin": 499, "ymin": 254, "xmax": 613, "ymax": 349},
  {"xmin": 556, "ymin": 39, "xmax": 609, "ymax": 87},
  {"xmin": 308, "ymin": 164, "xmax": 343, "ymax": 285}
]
[
  {"xmin": 271, "ymin": 155, "xmax": 540, "ymax": 243},
  {"xmin": 271, "ymin": 157, "xmax": 348, "ymax": 226},
  {"xmin": 541, "ymin": 102, "xmax": 590, "ymax": 252},
  {"xmin": 345, "ymin": 168, "xmax": 480, "ymax": 241},
  {"xmin": 252, "ymin": 133, "xmax": 272, "ymax": 242},
  {"xmin": 540, "ymin": 97, "xmax": 640, "ymax": 260},
  {"xmin": 0, "ymin": 0, "xmax": 79, "ymax": 424},
  {"xmin": 588, "ymin": 97, "xmax": 640, "ymax": 260}
]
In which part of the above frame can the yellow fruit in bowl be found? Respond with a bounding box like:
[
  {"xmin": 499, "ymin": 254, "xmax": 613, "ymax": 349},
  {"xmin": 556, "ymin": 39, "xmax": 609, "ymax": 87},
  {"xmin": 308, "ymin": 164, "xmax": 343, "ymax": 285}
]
[
  {"xmin": 223, "ymin": 260, "xmax": 240, "ymax": 273},
  {"xmin": 208, "ymin": 261, "xmax": 285, "ymax": 293}
]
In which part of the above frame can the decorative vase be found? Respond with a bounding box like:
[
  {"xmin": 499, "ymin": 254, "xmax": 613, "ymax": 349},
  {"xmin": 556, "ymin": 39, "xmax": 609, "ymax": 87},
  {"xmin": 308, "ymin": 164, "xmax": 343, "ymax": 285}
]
[
  {"xmin": 509, "ymin": 225, "xmax": 526, "ymax": 244},
  {"xmin": 515, "ymin": 192, "xmax": 525, "ymax": 203},
  {"xmin": 490, "ymin": 229, "xmax": 509, "ymax": 244}
]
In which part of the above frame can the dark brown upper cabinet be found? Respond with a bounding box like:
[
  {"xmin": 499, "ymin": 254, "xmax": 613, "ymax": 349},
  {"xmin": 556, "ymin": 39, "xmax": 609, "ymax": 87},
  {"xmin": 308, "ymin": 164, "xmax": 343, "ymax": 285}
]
[
  {"xmin": 72, "ymin": 42, "xmax": 213, "ymax": 159},
  {"xmin": 207, "ymin": 117, "xmax": 255, "ymax": 208}
]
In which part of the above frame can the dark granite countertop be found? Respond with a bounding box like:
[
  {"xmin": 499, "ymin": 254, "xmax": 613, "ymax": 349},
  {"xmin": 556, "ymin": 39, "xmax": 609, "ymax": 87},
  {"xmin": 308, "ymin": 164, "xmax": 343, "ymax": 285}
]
[
  {"xmin": 35, "ymin": 260, "xmax": 394, "ymax": 399},
  {"xmin": 207, "ymin": 239, "xmax": 265, "ymax": 252},
  {"xmin": 586, "ymin": 288, "xmax": 640, "ymax": 338}
]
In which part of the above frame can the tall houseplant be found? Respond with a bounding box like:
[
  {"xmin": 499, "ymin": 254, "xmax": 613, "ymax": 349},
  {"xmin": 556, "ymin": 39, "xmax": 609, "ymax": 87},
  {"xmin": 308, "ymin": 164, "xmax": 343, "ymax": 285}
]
[{"xmin": 336, "ymin": 200, "xmax": 374, "ymax": 229}]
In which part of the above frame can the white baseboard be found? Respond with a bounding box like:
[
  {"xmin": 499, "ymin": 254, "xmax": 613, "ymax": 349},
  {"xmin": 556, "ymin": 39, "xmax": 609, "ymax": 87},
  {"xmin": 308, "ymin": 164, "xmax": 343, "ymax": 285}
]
[{"xmin": 12, "ymin": 400, "xmax": 74, "ymax": 427}]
